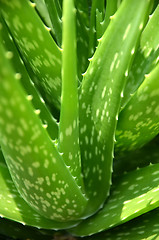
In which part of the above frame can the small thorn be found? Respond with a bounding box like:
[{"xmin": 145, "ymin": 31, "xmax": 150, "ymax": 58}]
[
  {"xmin": 88, "ymin": 56, "xmax": 94, "ymax": 61},
  {"xmin": 40, "ymin": 97, "xmax": 45, "ymax": 103},
  {"xmin": 144, "ymin": 73, "xmax": 150, "ymax": 78},
  {"xmin": 110, "ymin": 14, "xmax": 115, "ymax": 20},
  {"xmin": 29, "ymin": 2, "xmax": 36, "ymax": 7},
  {"xmin": 82, "ymin": 71, "xmax": 87, "ymax": 76},
  {"xmin": 97, "ymin": 36, "xmax": 103, "ymax": 42},
  {"xmin": 44, "ymin": 25, "xmax": 51, "ymax": 32},
  {"xmin": 43, "ymin": 124, "xmax": 48, "ymax": 129}
]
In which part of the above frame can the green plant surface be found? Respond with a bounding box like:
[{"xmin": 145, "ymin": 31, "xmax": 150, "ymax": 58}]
[
  {"xmin": 114, "ymin": 135, "xmax": 159, "ymax": 175},
  {"xmin": 70, "ymin": 163, "xmax": 159, "ymax": 236},
  {"xmin": 0, "ymin": 14, "xmax": 59, "ymax": 139},
  {"xmin": 0, "ymin": 159, "xmax": 78, "ymax": 229},
  {"xmin": 83, "ymin": 208, "xmax": 159, "ymax": 240},
  {"xmin": 120, "ymin": 3, "xmax": 159, "ymax": 109},
  {"xmin": 0, "ymin": 0, "xmax": 62, "ymax": 109},
  {"xmin": 44, "ymin": 0, "xmax": 62, "ymax": 46},
  {"xmin": 0, "ymin": 217, "xmax": 54, "ymax": 240},
  {"xmin": 116, "ymin": 64, "xmax": 159, "ymax": 152},
  {"xmin": 0, "ymin": 0, "xmax": 159, "ymax": 239},
  {"xmin": 78, "ymin": 0, "xmax": 151, "ymax": 215},
  {"xmin": 0, "ymin": 33, "xmax": 88, "ymax": 223}
]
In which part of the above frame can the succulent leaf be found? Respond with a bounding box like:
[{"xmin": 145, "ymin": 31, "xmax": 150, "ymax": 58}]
[
  {"xmin": 44, "ymin": 0, "xmax": 62, "ymax": 46},
  {"xmin": 121, "ymin": 4, "xmax": 159, "ymax": 109},
  {"xmin": 88, "ymin": 0, "xmax": 105, "ymax": 57},
  {"xmin": 114, "ymin": 135, "xmax": 159, "ymax": 175},
  {"xmin": 0, "ymin": 0, "xmax": 158, "ymax": 239},
  {"xmin": 70, "ymin": 163, "xmax": 159, "ymax": 236},
  {"xmin": 84, "ymin": 207, "xmax": 159, "ymax": 240},
  {"xmin": 75, "ymin": 1, "xmax": 89, "ymax": 78},
  {"xmin": 0, "ymin": 14, "xmax": 58, "ymax": 140},
  {"xmin": 58, "ymin": 0, "xmax": 84, "ymax": 190},
  {"xmin": 98, "ymin": 0, "xmax": 118, "ymax": 38},
  {"xmin": 0, "ymin": 0, "xmax": 62, "ymax": 109},
  {"xmin": 0, "ymin": 217, "xmax": 53, "ymax": 240},
  {"xmin": 0, "ymin": 163, "xmax": 79, "ymax": 229},
  {"xmin": 116, "ymin": 64, "xmax": 159, "ymax": 152},
  {"xmin": 0, "ymin": 38, "xmax": 88, "ymax": 222},
  {"xmin": 33, "ymin": 0, "xmax": 53, "ymax": 33},
  {"xmin": 79, "ymin": 0, "xmax": 151, "ymax": 216}
]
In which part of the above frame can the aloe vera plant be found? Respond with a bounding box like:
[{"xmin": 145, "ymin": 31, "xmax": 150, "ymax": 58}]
[{"xmin": 0, "ymin": 0, "xmax": 159, "ymax": 239}]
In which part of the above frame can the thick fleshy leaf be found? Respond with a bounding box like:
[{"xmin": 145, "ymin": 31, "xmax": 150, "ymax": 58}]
[
  {"xmin": 0, "ymin": 0, "xmax": 62, "ymax": 109},
  {"xmin": 79, "ymin": 0, "xmax": 151, "ymax": 216},
  {"xmin": 114, "ymin": 135, "xmax": 159, "ymax": 175},
  {"xmin": 44, "ymin": 0, "xmax": 62, "ymax": 46},
  {"xmin": 97, "ymin": 0, "xmax": 118, "ymax": 38},
  {"xmin": 0, "ymin": 217, "xmax": 54, "ymax": 240},
  {"xmin": 0, "ymin": 164, "xmax": 79, "ymax": 229},
  {"xmin": 116, "ymin": 64, "xmax": 159, "ymax": 152},
  {"xmin": 33, "ymin": 0, "xmax": 53, "ymax": 33},
  {"xmin": 88, "ymin": 0, "xmax": 105, "ymax": 57},
  {"xmin": 0, "ymin": 14, "xmax": 58, "ymax": 140},
  {"xmin": 121, "ymin": 4, "xmax": 159, "ymax": 109},
  {"xmin": 0, "ymin": 37, "xmax": 88, "ymax": 222},
  {"xmin": 83, "ymin": 208, "xmax": 159, "ymax": 240},
  {"xmin": 58, "ymin": 0, "xmax": 84, "ymax": 190},
  {"xmin": 70, "ymin": 163, "xmax": 159, "ymax": 236},
  {"xmin": 75, "ymin": 0, "xmax": 89, "ymax": 78}
]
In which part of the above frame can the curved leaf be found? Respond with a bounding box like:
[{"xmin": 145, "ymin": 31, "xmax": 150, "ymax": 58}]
[
  {"xmin": 70, "ymin": 163, "xmax": 159, "ymax": 236},
  {"xmin": 0, "ymin": 164, "xmax": 79, "ymax": 229},
  {"xmin": 116, "ymin": 64, "xmax": 159, "ymax": 152},
  {"xmin": 79, "ymin": 0, "xmax": 151, "ymax": 216},
  {"xmin": 58, "ymin": 0, "xmax": 84, "ymax": 190},
  {"xmin": 84, "ymin": 208, "xmax": 159, "ymax": 240},
  {"xmin": 0, "ymin": 0, "xmax": 62, "ymax": 109},
  {"xmin": 121, "ymin": 4, "xmax": 159, "ymax": 109},
  {"xmin": 0, "ymin": 37, "xmax": 88, "ymax": 222}
]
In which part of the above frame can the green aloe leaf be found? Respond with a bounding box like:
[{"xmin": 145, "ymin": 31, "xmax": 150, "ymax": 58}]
[
  {"xmin": 0, "ymin": 217, "xmax": 53, "ymax": 240},
  {"xmin": 75, "ymin": 0, "xmax": 89, "ymax": 78},
  {"xmin": 0, "ymin": 163, "xmax": 78, "ymax": 229},
  {"xmin": 58, "ymin": 0, "xmax": 84, "ymax": 190},
  {"xmin": 116, "ymin": 64, "xmax": 159, "ymax": 152},
  {"xmin": 70, "ymin": 163, "xmax": 159, "ymax": 236},
  {"xmin": 0, "ymin": 0, "xmax": 62, "ymax": 109},
  {"xmin": 97, "ymin": 0, "xmax": 118, "ymax": 39},
  {"xmin": 0, "ymin": 35, "xmax": 88, "ymax": 222},
  {"xmin": 79, "ymin": 0, "xmax": 151, "ymax": 216},
  {"xmin": 33, "ymin": 0, "xmax": 53, "ymax": 33},
  {"xmin": 44, "ymin": 0, "xmax": 62, "ymax": 46},
  {"xmin": 84, "ymin": 208, "xmax": 159, "ymax": 240},
  {"xmin": 114, "ymin": 135, "xmax": 159, "ymax": 175},
  {"xmin": 88, "ymin": 0, "xmax": 105, "ymax": 57},
  {"xmin": 121, "ymin": 4, "xmax": 159, "ymax": 109},
  {"xmin": 0, "ymin": 14, "xmax": 58, "ymax": 140}
]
